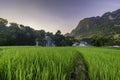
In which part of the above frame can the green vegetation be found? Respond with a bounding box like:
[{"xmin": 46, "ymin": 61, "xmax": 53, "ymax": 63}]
[
  {"xmin": 70, "ymin": 9, "xmax": 120, "ymax": 46},
  {"xmin": 0, "ymin": 18, "xmax": 76, "ymax": 46},
  {"xmin": 0, "ymin": 46, "xmax": 120, "ymax": 80},
  {"xmin": 0, "ymin": 47, "xmax": 88, "ymax": 80},
  {"xmin": 76, "ymin": 47, "xmax": 120, "ymax": 80}
]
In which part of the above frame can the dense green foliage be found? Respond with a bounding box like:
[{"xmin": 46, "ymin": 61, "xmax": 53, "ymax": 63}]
[
  {"xmin": 0, "ymin": 18, "xmax": 76, "ymax": 46},
  {"xmin": 88, "ymin": 34, "xmax": 120, "ymax": 46}
]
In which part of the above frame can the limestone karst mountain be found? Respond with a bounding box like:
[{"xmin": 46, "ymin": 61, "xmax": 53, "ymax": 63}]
[{"xmin": 70, "ymin": 9, "xmax": 120, "ymax": 38}]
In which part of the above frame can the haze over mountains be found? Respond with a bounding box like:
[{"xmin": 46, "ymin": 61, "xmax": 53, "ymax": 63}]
[{"xmin": 70, "ymin": 9, "xmax": 120, "ymax": 38}]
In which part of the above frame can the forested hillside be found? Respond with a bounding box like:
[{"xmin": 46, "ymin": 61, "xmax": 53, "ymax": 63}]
[
  {"xmin": 69, "ymin": 9, "xmax": 120, "ymax": 46},
  {"xmin": 71, "ymin": 9, "xmax": 120, "ymax": 39}
]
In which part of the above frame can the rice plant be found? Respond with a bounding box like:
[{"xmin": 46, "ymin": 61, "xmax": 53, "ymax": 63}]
[
  {"xmin": 0, "ymin": 47, "xmax": 88, "ymax": 80},
  {"xmin": 76, "ymin": 47, "xmax": 120, "ymax": 80}
]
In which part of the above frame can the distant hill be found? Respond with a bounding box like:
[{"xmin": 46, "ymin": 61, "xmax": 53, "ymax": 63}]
[{"xmin": 70, "ymin": 9, "xmax": 120, "ymax": 38}]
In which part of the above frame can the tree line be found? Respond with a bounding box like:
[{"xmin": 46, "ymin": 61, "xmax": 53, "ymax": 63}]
[
  {"xmin": 0, "ymin": 18, "xmax": 119, "ymax": 46},
  {"xmin": 0, "ymin": 18, "xmax": 77, "ymax": 46},
  {"xmin": 89, "ymin": 34, "xmax": 120, "ymax": 46}
]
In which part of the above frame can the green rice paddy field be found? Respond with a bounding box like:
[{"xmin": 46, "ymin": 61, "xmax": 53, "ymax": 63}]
[{"xmin": 0, "ymin": 46, "xmax": 120, "ymax": 80}]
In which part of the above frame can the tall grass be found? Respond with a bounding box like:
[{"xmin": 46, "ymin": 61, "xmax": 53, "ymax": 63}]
[
  {"xmin": 0, "ymin": 46, "xmax": 120, "ymax": 80},
  {"xmin": 76, "ymin": 47, "xmax": 120, "ymax": 80},
  {"xmin": 0, "ymin": 47, "xmax": 78, "ymax": 80}
]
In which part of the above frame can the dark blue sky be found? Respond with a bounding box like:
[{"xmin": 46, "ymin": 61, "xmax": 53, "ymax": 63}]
[{"xmin": 0, "ymin": 0, "xmax": 120, "ymax": 33}]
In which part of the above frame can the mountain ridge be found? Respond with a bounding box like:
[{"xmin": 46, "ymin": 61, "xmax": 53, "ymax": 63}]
[{"xmin": 70, "ymin": 9, "xmax": 120, "ymax": 38}]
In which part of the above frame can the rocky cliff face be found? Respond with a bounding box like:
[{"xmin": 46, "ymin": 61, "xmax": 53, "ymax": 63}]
[{"xmin": 70, "ymin": 9, "xmax": 120, "ymax": 38}]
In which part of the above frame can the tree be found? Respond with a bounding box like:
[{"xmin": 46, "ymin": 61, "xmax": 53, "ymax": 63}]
[
  {"xmin": 55, "ymin": 30, "xmax": 61, "ymax": 35},
  {"xmin": 90, "ymin": 35, "xmax": 109, "ymax": 46},
  {"xmin": 64, "ymin": 36, "xmax": 77, "ymax": 46},
  {"xmin": 0, "ymin": 18, "xmax": 8, "ymax": 26},
  {"xmin": 0, "ymin": 32, "xmax": 5, "ymax": 45},
  {"xmin": 36, "ymin": 30, "xmax": 46, "ymax": 46},
  {"xmin": 53, "ymin": 30, "xmax": 65, "ymax": 46},
  {"xmin": 113, "ymin": 34, "xmax": 120, "ymax": 45}
]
